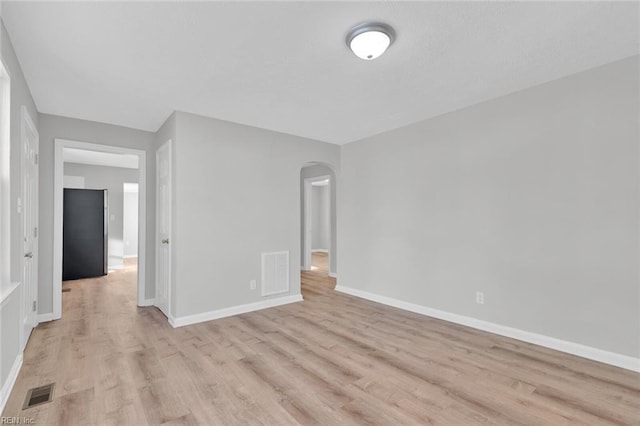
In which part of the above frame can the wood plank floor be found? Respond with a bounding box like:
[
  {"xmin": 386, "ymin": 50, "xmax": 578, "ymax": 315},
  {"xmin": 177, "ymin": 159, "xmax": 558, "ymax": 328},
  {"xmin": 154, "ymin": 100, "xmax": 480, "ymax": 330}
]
[{"xmin": 3, "ymin": 254, "xmax": 639, "ymax": 425}]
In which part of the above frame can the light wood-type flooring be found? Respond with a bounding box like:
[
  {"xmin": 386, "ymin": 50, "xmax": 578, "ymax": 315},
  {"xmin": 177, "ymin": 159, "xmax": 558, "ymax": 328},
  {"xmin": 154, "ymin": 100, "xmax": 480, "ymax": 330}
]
[{"xmin": 3, "ymin": 254, "xmax": 639, "ymax": 425}]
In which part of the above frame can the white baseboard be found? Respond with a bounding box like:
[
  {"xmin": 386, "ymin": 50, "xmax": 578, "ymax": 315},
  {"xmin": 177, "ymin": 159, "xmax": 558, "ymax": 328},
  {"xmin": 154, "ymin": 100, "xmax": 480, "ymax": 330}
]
[
  {"xmin": 311, "ymin": 249, "xmax": 329, "ymax": 253},
  {"xmin": 37, "ymin": 313, "xmax": 54, "ymax": 323},
  {"xmin": 335, "ymin": 285, "xmax": 640, "ymax": 373},
  {"xmin": 123, "ymin": 255, "xmax": 138, "ymax": 259},
  {"xmin": 170, "ymin": 294, "xmax": 303, "ymax": 328},
  {"xmin": 0, "ymin": 353, "xmax": 23, "ymax": 414},
  {"xmin": 328, "ymin": 272, "xmax": 337, "ymax": 278},
  {"xmin": 138, "ymin": 298, "xmax": 155, "ymax": 307}
]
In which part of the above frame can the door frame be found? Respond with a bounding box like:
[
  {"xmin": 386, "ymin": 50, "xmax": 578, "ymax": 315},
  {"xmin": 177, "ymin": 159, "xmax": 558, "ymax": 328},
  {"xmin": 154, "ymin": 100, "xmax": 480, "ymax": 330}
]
[
  {"xmin": 53, "ymin": 138, "xmax": 147, "ymax": 319},
  {"xmin": 302, "ymin": 174, "xmax": 331, "ymax": 271},
  {"xmin": 155, "ymin": 139, "xmax": 172, "ymax": 320},
  {"xmin": 20, "ymin": 106, "xmax": 38, "ymax": 350}
]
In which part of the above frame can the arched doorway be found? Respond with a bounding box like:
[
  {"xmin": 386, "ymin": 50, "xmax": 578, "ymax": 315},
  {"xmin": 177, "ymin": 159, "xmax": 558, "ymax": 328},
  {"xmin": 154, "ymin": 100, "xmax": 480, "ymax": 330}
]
[{"xmin": 300, "ymin": 162, "xmax": 337, "ymax": 279}]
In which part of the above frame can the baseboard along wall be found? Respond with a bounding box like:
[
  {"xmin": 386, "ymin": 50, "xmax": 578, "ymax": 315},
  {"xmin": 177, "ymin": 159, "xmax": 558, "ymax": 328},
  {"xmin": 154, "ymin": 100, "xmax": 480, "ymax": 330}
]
[
  {"xmin": 335, "ymin": 285, "xmax": 640, "ymax": 373},
  {"xmin": 169, "ymin": 294, "xmax": 303, "ymax": 328},
  {"xmin": 0, "ymin": 354, "xmax": 23, "ymax": 414}
]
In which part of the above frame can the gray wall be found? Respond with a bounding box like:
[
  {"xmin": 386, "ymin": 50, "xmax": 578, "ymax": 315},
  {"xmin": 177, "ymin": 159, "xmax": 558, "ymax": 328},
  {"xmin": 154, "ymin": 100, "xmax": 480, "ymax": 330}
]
[
  {"xmin": 2, "ymin": 20, "xmax": 38, "ymax": 286},
  {"xmin": 311, "ymin": 185, "xmax": 330, "ymax": 251},
  {"xmin": 0, "ymin": 17, "xmax": 39, "ymax": 402},
  {"xmin": 63, "ymin": 163, "xmax": 139, "ymax": 269},
  {"xmin": 300, "ymin": 164, "xmax": 337, "ymax": 275},
  {"xmin": 339, "ymin": 56, "xmax": 640, "ymax": 358},
  {"xmin": 172, "ymin": 112, "xmax": 339, "ymax": 317},
  {"xmin": 38, "ymin": 114, "xmax": 156, "ymax": 312}
]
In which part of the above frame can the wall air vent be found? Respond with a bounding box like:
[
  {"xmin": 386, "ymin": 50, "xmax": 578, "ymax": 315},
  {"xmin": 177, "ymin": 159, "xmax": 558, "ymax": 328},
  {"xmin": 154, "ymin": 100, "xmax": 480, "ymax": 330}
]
[{"xmin": 261, "ymin": 251, "xmax": 289, "ymax": 296}]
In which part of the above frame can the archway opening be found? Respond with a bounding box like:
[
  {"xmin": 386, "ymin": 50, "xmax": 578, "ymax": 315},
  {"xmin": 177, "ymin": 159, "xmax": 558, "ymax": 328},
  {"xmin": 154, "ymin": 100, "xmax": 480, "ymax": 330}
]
[{"xmin": 300, "ymin": 162, "xmax": 337, "ymax": 293}]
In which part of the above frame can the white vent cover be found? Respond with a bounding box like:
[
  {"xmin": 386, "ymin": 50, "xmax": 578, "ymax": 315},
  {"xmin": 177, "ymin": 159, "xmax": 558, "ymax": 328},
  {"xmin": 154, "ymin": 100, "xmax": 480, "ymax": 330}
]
[{"xmin": 261, "ymin": 251, "xmax": 289, "ymax": 296}]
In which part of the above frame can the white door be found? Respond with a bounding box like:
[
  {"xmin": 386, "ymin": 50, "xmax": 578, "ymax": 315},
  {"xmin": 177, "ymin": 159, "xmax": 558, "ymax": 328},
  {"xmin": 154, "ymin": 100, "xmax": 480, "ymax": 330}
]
[
  {"xmin": 21, "ymin": 107, "xmax": 38, "ymax": 349},
  {"xmin": 155, "ymin": 140, "xmax": 171, "ymax": 318}
]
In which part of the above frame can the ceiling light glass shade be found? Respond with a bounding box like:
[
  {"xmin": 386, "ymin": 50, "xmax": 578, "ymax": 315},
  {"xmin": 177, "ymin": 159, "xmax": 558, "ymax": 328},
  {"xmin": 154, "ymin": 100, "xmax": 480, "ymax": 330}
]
[{"xmin": 347, "ymin": 23, "xmax": 395, "ymax": 60}]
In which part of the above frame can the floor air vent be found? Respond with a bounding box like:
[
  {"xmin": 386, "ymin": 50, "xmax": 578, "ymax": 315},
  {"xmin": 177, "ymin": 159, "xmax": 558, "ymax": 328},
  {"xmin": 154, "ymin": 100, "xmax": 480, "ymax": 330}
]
[
  {"xmin": 23, "ymin": 383, "xmax": 54, "ymax": 409},
  {"xmin": 261, "ymin": 251, "xmax": 289, "ymax": 296},
  {"xmin": 62, "ymin": 288, "xmax": 71, "ymax": 293}
]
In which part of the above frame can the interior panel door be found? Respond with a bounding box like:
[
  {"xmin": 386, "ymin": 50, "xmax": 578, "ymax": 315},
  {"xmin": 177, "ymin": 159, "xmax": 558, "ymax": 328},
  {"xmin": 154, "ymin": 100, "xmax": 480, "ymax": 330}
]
[
  {"xmin": 156, "ymin": 140, "xmax": 171, "ymax": 318},
  {"xmin": 21, "ymin": 108, "xmax": 39, "ymax": 349}
]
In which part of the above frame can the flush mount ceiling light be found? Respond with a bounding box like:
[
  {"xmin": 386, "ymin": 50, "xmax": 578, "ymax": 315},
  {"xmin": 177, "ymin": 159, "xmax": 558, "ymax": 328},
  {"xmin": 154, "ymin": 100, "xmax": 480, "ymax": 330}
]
[{"xmin": 346, "ymin": 22, "xmax": 395, "ymax": 60}]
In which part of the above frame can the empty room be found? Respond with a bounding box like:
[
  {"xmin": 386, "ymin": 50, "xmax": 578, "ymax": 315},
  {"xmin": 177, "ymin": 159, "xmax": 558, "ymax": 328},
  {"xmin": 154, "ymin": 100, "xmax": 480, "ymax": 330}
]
[{"xmin": 0, "ymin": 1, "xmax": 638, "ymax": 425}]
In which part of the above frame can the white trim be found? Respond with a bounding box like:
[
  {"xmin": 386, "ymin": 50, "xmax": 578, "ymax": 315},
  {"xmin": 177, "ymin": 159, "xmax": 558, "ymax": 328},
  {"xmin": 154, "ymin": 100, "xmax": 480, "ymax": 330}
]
[
  {"xmin": 168, "ymin": 314, "xmax": 177, "ymax": 325},
  {"xmin": 53, "ymin": 139, "xmax": 147, "ymax": 318},
  {"xmin": 0, "ymin": 281, "xmax": 20, "ymax": 308},
  {"xmin": 170, "ymin": 294, "xmax": 303, "ymax": 328},
  {"xmin": 328, "ymin": 272, "xmax": 337, "ymax": 279},
  {"xmin": 311, "ymin": 249, "xmax": 329, "ymax": 253},
  {"xmin": 36, "ymin": 313, "xmax": 54, "ymax": 323},
  {"xmin": 0, "ymin": 353, "xmax": 23, "ymax": 414},
  {"xmin": 139, "ymin": 298, "xmax": 155, "ymax": 307},
  {"xmin": 335, "ymin": 285, "xmax": 640, "ymax": 373}
]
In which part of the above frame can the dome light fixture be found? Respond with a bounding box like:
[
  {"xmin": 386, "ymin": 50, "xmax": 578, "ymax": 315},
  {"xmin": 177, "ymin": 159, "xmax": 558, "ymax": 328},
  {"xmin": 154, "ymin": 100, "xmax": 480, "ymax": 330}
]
[{"xmin": 346, "ymin": 22, "xmax": 395, "ymax": 60}]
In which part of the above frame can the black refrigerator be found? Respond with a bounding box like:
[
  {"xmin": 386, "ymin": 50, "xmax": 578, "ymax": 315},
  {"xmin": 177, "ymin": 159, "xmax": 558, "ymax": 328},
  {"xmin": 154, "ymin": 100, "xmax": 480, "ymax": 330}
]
[{"xmin": 63, "ymin": 188, "xmax": 108, "ymax": 280}]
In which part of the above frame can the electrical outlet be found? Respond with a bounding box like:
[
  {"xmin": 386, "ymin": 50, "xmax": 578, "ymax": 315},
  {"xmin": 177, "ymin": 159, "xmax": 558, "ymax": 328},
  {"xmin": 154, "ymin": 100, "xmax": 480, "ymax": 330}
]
[
  {"xmin": 250, "ymin": 280, "xmax": 256, "ymax": 290},
  {"xmin": 476, "ymin": 291, "xmax": 484, "ymax": 305}
]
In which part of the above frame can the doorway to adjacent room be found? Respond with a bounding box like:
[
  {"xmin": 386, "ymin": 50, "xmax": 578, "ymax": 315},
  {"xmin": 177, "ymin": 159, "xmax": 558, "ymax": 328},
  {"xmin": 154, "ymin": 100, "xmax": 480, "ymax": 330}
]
[{"xmin": 53, "ymin": 139, "xmax": 146, "ymax": 319}]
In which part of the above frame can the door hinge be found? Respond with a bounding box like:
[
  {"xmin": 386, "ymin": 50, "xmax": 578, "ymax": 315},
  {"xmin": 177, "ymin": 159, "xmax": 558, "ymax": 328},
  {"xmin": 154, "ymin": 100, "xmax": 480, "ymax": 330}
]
[
  {"xmin": 34, "ymin": 227, "xmax": 38, "ymax": 238},
  {"xmin": 34, "ymin": 153, "xmax": 38, "ymax": 165},
  {"xmin": 32, "ymin": 301, "xmax": 36, "ymax": 312}
]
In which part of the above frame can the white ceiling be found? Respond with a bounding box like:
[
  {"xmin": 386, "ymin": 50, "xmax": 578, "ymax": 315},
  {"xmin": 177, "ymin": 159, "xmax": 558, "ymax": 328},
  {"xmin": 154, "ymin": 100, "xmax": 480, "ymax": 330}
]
[
  {"xmin": 63, "ymin": 148, "xmax": 139, "ymax": 169},
  {"xmin": 3, "ymin": 2, "xmax": 639, "ymax": 144}
]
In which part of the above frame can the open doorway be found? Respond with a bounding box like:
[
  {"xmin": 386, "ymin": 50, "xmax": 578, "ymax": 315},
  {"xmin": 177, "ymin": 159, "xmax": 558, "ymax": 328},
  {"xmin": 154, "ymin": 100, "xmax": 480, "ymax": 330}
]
[
  {"xmin": 123, "ymin": 182, "xmax": 139, "ymax": 274},
  {"xmin": 53, "ymin": 139, "xmax": 146, "ymax": 319},
  {"xmin": 300, "ymin": 163, "xmax": 337, "ymax": 280},
  {"xmin": 304, "ymin": 176, "xmax": 331, "ymax": 274}
]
